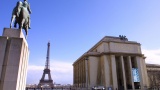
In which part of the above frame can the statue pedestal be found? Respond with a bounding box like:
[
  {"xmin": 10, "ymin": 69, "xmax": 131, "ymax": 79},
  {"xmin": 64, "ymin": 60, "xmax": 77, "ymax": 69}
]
[
  {"xmin": 0, "ymin": 28, "xmax": 29, "ymax": 90},
  {"xmin": 2, "ymin": 28, "xmax": 25, "ymax": 38}
]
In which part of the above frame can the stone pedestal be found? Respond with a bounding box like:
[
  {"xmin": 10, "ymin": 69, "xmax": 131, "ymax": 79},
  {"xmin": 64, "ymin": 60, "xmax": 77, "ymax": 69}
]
[{"xmin": 0, "ymin": 28, "xmax": 29, "ymax": 90}]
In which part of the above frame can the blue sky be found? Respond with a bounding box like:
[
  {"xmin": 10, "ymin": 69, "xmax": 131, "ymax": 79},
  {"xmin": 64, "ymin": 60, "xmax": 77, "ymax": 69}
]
[{"xmin": 1, "ymin": 0, "xmax": 160, "ymax": 84}]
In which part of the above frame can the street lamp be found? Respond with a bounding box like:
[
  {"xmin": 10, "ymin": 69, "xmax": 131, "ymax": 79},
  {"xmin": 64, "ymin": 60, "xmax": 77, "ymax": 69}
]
[
  {"xmin": 41, "ymin": 86, "xmax": 43, "ymax": 90},
  {"xmin": 85, "ymin": 57, "xmax": 89, "ymax": 90}
]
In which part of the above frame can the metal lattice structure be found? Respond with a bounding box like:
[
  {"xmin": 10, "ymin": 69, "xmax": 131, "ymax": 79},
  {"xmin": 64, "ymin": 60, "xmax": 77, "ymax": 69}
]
[{"xmin": 38, "ymin": 42, "xmax": 54, "ymax": 88}]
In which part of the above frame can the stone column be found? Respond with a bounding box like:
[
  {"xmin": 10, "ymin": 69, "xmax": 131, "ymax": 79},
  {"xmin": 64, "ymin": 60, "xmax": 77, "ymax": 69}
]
[
  {"xmin": 88, "ymin": 56, "xmax": 99, "ymax": 88},
  {"xmin": 78, "ymin": 62, "xmax": 80, "ymax": 87},
  {"xmin": 85, "ymin": 59, "xmax": 89, "ymax": 89},
  {"xmin": 142, "ymin": 58, "xmax": 149, "ymax": 87},
  {"xmin": 79, "ymin": 61, "xmax": 82, "ymax": 88},
  {"xmin": 128, "ymin": 56, "xmax": 135, "ymax": 90},
  {"xmin": 136, "ymin": 56, "xmax": 144, "ymax": 90},
  {"xmin": 103, "ymin": 55, "xmax": 111, "ymax": 88},
  {"xmin": 82, "ymin": 60, "xmax": 85, "ymax": 87},
  {"xmin": 0, "ymin": 28, "xmax": 29, "ymax": 90},
  {"xmin": 73, "ymin": 65, "xmax": 75, "ymax": 85},
  {"xmin": 120, "ymin": 56, "xmax": 127, "ymax": 90},
  {"xmin": 111, "ymin": 55, "xmax": 118, "ymax": 90}
]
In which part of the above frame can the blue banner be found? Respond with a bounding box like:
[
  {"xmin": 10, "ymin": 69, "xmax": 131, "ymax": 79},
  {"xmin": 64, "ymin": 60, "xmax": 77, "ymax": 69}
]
[{"xmin": 132, "ymin": 68, "xmax": 140, "ymax": 82}]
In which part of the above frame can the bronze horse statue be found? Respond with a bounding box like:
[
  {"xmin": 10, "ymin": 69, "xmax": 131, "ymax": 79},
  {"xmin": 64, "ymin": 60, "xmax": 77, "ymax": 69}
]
[{"xmin": 10, "ymin": 1, "xmax": 30, "ymax": 39}]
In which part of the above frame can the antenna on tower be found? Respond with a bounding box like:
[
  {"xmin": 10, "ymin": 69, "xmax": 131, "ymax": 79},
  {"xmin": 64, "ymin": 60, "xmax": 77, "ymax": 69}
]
[{"xmin": 45, "ymin": 41, "xmax": 50, "ymax": 69}]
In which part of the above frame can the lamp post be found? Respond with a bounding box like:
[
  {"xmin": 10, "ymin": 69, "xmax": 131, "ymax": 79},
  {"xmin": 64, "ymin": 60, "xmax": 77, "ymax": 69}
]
[
  {"xmin": 41, "ymin": 86, "xmax": 43, "ymax": 90},
  {"xmin": 85, "ymin": 57, "xmax": 89, "ymax": 90}
]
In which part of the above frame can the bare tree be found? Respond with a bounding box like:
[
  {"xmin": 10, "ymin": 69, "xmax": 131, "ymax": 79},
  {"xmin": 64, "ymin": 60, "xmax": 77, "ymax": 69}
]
[{"xmin": 148, "ymin": 70, "xmax": 160, "ymax": 89}]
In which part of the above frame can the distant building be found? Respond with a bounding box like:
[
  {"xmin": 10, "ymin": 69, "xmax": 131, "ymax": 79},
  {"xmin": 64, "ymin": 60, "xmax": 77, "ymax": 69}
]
[
  {"xmin": 146, "ymin": 64, "xmax": 160, "ymax": 89},
  {"xmin": 26, "ymin": 84, "xmax": 37, "ymax": 88},
  {"xmin": 73, "ymin": 36, "xmax": 149, "ymax": 90}
]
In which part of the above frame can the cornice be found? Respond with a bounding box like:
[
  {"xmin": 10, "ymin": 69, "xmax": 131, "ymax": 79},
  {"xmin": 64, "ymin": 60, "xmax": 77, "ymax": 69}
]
[{"xmin": 73, "ymin": 51, "xmax": 144, "ymax": 65}]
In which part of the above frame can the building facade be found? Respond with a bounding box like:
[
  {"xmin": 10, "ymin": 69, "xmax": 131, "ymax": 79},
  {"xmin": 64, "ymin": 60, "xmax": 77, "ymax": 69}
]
[
  {"xmin": 73, "ymin": 36, "xmax": 149, "ymax": 90},
  {"xmin": 146, "ymin": 64, "xmax": 160, "ymax": 89}
]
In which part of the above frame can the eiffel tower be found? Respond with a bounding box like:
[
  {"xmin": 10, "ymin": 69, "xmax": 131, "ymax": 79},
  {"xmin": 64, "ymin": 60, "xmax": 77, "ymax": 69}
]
[{"xmin": 38, "ymin": 42, "xmax": 54, "ymax": 88}]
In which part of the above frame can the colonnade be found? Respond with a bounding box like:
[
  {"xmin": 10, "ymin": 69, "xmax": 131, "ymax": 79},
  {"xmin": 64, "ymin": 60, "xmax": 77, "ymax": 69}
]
[
  {"xmin": 73, "ymin": 59, "xmax": 86, "ymax": 88},
  {"xmin": 73, "ymin": 54, "xmax": 149, "ymax": 90}
]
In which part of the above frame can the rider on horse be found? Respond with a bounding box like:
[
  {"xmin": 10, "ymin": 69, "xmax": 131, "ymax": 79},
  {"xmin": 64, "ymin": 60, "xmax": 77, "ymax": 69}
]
[
  {"xmin": 10, "ymin": 1, "xmax": 22, "ymax": 28},
  {"xmin": 23, "ymin": 0, "xmax": 32, "ymax": 29},
  {"xmin": 10, "ymin": 0, "xmax": 32, "ymax": 29}
]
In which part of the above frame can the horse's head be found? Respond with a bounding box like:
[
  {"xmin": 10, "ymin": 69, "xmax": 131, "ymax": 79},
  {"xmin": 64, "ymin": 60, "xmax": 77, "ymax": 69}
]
[{"xmin": 16, "ymin": 1, "xmax": 22, "ymax": 8}]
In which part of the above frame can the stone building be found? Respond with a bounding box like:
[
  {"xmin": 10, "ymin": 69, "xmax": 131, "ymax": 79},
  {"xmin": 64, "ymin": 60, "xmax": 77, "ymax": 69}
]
[
  {"xmin": 73, "ymin": 36, "xmax": 149, "ymax": 90},
  {"xmin": 146, "ymin": 64, "xmax": 160, "ymax": 89}
]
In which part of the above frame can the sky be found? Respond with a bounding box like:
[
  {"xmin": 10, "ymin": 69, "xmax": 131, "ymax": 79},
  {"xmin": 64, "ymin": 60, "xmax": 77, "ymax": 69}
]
[{"xmin": 1, "ymin": 0, "xmax": 160, "ymax": 85}]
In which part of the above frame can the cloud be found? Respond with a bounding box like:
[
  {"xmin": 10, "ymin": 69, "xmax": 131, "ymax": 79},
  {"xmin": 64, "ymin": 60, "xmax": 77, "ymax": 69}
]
[
  {"xmin": 27, "ymin": 49, "xmax": 160, "ymax": 85},
  {"xmin": 142, "ymin": 49, "xmax": 160, "ymax": 64},
  {"xmin": 27, "ymin": 60, "xmax": 73, "ymax": 85}
]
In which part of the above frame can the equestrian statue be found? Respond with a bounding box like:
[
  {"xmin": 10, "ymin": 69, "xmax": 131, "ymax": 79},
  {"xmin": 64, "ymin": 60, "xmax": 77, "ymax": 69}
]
[{"xmin": 10, "ymin": 0, "xmax": 32, "ymax": 39}]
